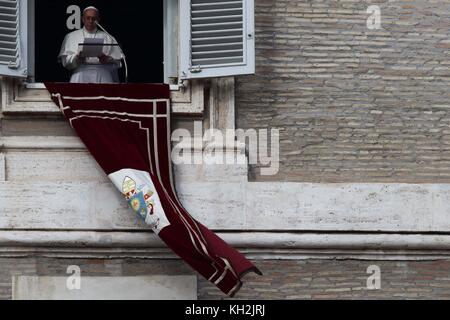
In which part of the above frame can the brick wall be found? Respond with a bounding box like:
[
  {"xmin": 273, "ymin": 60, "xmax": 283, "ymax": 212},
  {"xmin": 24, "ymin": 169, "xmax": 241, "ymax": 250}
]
[
  {"xmin": 200, "ymin": 259, "xmax": 450, "ymax": 300},
  {"xmin": 2, "ymin": 258, "xmax": 450, "ymax": 300},
  {"xmin": 237, "ymin": 0, "xmax": 450, "ymax": 182}
]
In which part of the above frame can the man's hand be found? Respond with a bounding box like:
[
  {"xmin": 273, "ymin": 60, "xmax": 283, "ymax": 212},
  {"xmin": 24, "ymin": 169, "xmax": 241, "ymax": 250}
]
[
  {"xmin": 98, "ymin": 54, "xmax": 113, "ymax": 64},
  {"xmin": 76, "ymin": 54, "xmax": 86, "ymax": 64}
]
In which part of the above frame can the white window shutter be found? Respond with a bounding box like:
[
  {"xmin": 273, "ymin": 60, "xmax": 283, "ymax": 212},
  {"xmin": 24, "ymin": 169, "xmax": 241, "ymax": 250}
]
[
  {"xmin": 0, "ymin": 0, "xmax": 27, "ymax": 78},
  {"xmin": 179, "ymin": 0, "xmax": 255, "ymax": 79}
]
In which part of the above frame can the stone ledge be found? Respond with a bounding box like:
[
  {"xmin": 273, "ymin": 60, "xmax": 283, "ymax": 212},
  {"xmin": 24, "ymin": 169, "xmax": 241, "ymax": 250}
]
[
  {"xmin": 13, "ymin": 275, "xmax": 197, "ymax": 300},
  {"xmin": 2, "ymin": 231, "xmax": 450, "ymax": 261},
  {"xmin": 3, "ymin": 181, "xmax": 450, "ymax": 232},
  {"xmin": 1, "ymin": 78, "xmax": 204, "ymax": 115}
]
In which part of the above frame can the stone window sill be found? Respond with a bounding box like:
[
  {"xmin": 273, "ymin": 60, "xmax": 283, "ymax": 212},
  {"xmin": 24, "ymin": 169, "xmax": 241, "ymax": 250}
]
[{"xmin": 1, "ymin": 78, "xmax": 204, "ymax": 115}]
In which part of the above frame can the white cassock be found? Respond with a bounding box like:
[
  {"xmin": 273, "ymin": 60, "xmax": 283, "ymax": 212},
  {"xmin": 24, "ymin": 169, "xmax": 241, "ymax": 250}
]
[{"xmin": 59, "ymin": 27, "xmax": 122, "ymax": 83}]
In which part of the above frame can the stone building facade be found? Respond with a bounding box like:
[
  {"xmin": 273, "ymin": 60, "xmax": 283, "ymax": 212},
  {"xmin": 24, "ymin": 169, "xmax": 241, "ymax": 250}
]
[
  {"xmin": 2, "ymin": 0, "xmax": 450, "ymax": 300},
  {"xmin": 238, "ymin": 0, "xmax": 450, "ymax": 183}
]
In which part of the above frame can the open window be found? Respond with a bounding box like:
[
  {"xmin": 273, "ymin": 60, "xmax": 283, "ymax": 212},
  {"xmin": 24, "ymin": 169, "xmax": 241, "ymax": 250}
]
[
  {"xmin": 33, "ymin": 0, "xmax": 164, "ymax": 83},
  {"xmin": 1, "ymin": 0, "xmax": 255, "ymax": 82},
  {"xmin": 0, "ymin": 0, "xmax": 28, "ymax": 78}
]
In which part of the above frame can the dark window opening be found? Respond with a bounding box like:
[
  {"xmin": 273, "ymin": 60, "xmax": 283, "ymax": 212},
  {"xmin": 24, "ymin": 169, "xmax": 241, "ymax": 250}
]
[{"xmin": 34, "ymin": 0, "xmax": 164, "ymax": 83}]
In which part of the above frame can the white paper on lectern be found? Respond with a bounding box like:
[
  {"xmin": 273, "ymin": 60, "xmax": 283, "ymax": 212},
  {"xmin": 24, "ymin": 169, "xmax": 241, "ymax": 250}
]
[{"xmin": 79, "ymin": 38, "xmax": 105, "ymax": 57}]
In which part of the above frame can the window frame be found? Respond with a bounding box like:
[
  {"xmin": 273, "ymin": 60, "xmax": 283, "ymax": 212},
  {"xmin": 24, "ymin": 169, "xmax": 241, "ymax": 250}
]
[
  {"xmin": 28, "ymin": 0, "xmax": 174, "ymax": 85},
  {"xmin": 1, "ymin": 0, "xmax": 204, "ymax": 115},
  {"xmin": 0, "ymin": 0, "xmax": 29, "ymax": 78},
  {"xmin": 179, "ymin": 0, "xmax": 255, "ymax": 79}
]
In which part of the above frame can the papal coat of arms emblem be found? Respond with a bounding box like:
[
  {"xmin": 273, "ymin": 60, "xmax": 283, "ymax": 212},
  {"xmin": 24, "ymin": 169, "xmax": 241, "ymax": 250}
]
[
  {"xmin": 122, "ymin": 176, "xmax": 156, "ymax": 222},
  {"xmin": 109, "ymin": 169, "xmax": 171, "ymax": 234}
]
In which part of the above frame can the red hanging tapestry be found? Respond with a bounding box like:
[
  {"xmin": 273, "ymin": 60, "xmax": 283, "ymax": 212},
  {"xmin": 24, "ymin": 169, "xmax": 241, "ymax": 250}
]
[{"xmin": 45, "ymin": 83, "xmax": 261, "ymax": 297}]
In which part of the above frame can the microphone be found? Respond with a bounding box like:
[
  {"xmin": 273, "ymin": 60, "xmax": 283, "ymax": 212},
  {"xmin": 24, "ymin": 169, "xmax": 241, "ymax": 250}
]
[{"xmin": 95, "ymin": 21, "xmax": 129, "ymax": 83}]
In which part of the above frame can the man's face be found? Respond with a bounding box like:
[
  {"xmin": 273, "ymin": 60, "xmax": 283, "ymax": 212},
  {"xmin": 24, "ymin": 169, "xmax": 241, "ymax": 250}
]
[{"xmin": 82, "ymin": 9, "xmax": 99, "ymax": 32}]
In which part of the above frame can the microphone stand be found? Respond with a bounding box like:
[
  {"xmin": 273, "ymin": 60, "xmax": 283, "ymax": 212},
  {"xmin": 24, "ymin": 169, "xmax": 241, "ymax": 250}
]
[{"xmin": 95, "ymin": 22, "xmax": 128, "ymax": 83}]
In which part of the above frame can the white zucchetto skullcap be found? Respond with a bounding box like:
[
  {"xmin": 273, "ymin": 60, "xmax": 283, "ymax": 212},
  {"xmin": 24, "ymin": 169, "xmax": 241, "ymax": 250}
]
[{"xmin": 83, "ymin": 6, "xmax": 99, "ymax": 14}]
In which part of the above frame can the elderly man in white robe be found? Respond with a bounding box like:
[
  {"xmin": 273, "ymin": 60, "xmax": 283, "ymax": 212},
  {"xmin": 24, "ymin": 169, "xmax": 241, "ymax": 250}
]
[{"xmin": 59, "ymin": 6, "xmax": 122, "ymax": 83}]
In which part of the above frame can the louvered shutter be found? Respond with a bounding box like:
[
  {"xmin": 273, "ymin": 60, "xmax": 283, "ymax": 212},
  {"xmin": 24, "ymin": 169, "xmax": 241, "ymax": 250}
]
[
  {"xmin": 179, "ymin": 0, "xmax": 255, "ymax": 79},
  {"xmin": 0, "ymin": 0, "xmax": 27, "ymax": 78}
]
